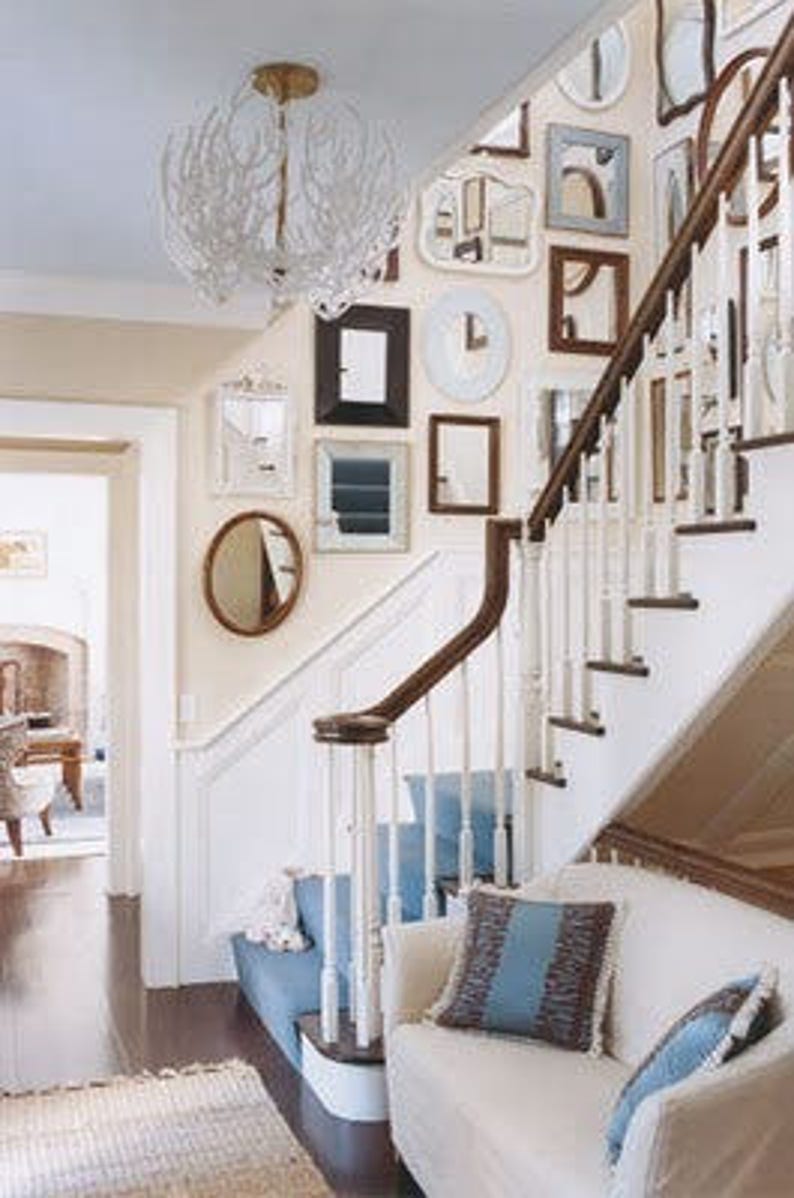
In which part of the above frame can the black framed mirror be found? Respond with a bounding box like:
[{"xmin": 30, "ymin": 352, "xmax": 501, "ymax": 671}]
[{"xmin": 315, "ymin": 304, "xmax": 410, "ymax": 427}]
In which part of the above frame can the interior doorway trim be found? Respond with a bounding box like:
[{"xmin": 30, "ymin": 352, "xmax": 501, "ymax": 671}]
[{"xmin": 0, "ymin": 398, "xmax": 178, "ymax": 987}]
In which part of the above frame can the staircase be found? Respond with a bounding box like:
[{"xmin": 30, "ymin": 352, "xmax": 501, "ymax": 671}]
[{"xmin": 233, "ymin": 16, "xmax": 794, "ymax": 1110}]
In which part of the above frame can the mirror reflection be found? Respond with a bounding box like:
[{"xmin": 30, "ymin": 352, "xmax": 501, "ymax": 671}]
[
  {"xmin": 205, "ymin": 512, "xmax": 302, "ymax": 636},
  {"xmin": 430, "ymin": 415, "xmax": 500, "ymax": 514},
  {"xmin": 339, "ymin": 328, "xmax": 389, "ymax": 405},
  {"xmin": 657, "ymin": 0, "xmax": 715, "ymax": 124},
  {"xmin": 557, "ymin": 24, "xmax": 629, "ymax": 108},
  {"xmin": 421, "ymin": 172, "xmax": 538, "ymax": 275}
]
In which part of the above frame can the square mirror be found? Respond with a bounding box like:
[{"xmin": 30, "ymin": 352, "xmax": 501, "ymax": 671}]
[
  {"xmin": 213, "ymin": 385, "xmax": 294, "ymax": 497},
  {"xmin": 315, "ymin": 441, "xmax": 409, "ymax": 552},
  {"xmin": 315, "ymin": 305, "xmax": 410, "ymax": 427},
  {"xmin": 428, "ymin": 416, "xmax": 500, "ymax": 515},
  {"xmin": 656, "ymin": 0, "xmax": 716, "ymax": 126},
  {"xmin": 549, "ymin": 246, "xmax": 630, "ymax": 356},
  {"xmin": 546, "ymin": 125, "xmax": 630, "ymax": 236}
]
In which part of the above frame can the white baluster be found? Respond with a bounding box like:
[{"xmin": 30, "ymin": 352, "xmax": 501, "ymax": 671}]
[
  {"xmin": 779, "ymin": 77, "xmax": 794, "ymax": 430},
  {"xmin": 580, "ymin": 451, "xmax": 593, "ymax": 721},
  {"xmin": 349, "ymin": 751, "xmax": 362, "ymax": 1028},
  {"xmin": 688, "ymin": 244, "xmax": 705, "ymax": 523},
  {"xmin": 715, "ymin": 192, "xmax": 735, "ymax": 519},
  {"xmin": 320, "ymin": 745, "xmax": 339, "ymax": 1044},
  {"xmin": 597, "ymin": 416, "xmax": 612, "ymax": 661},
  {"xmin": 617, "ymin": 380, "xmax": 634, "ymax": 661},
  {"xmin": 459, "ymin": 659, "xmax": 474, "ymax": 889},
  {"xmin": 744, "ymin": 134, "xmax": 764, "ymax": 440},
  {"xmin": 517, "ymin": 524, "xmax": 543, "ymax": 882},
  {"xmin": 541, "ymin": 520, "xmax": 556, "ymax": 772},
  {"xmin": 640, "ymin": 334, "xmax": 657, "ymax": 596},
  {"xmin": 387, "ymin": 730, "xmax": 401, "ymax": 926},
  {"xmin": 493, "ymin": 623, "xmax": 508, "ymax": 888},
  {"xmin": 355, "ymin": 743, "xmax": 380, "ymax": 1048},
  {"xmin": 423, "ymin": 692, "xmax": 438, "ymax": 920},
  {"xmin": 560, "ymin": 489, "xmax": 574, "ymax": 717},
  {"xmin": 665, "ymin": 289, "xmax": 680, "ymax": 591}
]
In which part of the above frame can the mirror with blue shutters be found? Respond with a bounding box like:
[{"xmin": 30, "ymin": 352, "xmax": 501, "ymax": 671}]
[{"xmin": 315, "ymin": 440, "xmax": 409, "ymax": 552}]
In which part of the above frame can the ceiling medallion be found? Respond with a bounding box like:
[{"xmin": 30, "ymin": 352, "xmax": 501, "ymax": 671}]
[{"xmin": 161, "ymin": 61, "xmax": 404, "ymax": 320}]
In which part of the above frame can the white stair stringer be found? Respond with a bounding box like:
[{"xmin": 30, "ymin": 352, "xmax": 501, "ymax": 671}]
[{"xmin": 535, "ymin": 444, "xmax": 794, "ymax": 874}]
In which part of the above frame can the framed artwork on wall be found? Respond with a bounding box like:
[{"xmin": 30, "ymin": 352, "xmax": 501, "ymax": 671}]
[
  {"xmin": 315, "ymin": 440, "xmax": 409, "ymax": 553},
  {"xmin": 548, "ymin": 246, "xmax": 630, "ymax": 356},
  {"xmin": 546, "ymin": 124, "xmax": 630, "ymax": 237},
  {"xmin": 418, "ymin": 170, "xmax": 540, "ymax": 276},
  {"xmin": 428, "ymin": 415, "xmax": 500, "ymax": 515},
  {"xmin": 556, "ymin": 23, "xmax": 631, "ymax": 110},
  {"xmin": 655, "ymin": 0, "xmax": 716, "ymax": 126},
  {"xmin": 653, "ymin": 138, "xmax": 694, "ymax": 263},
  {"xmin": 315, "ymin": 305, "xmax": 410, "ymax": 427},
  {"xmin": 471, "ymin": 102, "xmax": 530, "ymax": 158},
  {"xmin": 0, "ymin": 532, "xmax": 47, "ymax": 579}
]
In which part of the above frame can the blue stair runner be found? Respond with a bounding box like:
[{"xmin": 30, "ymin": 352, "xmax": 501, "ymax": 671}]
[{"xmin": 232, "ymin": 770, "xmax": 513, "ymax": 1067}]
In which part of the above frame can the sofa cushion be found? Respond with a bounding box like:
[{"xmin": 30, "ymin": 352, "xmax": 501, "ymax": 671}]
[
  {"xmin": 607, "ymin": 967, "xmax": 777, "ymax": 1164},
  {"xmin": 388, "ymin": 1022, "xmax": 629, "ymax": 1198},
  {"xmin": 428, "ymin": 887, "xmax": 617, "ymax": 1054}
]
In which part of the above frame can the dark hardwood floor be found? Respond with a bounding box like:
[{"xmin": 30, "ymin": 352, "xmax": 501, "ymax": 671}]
[{"xmin": 0, "ymin": 854, "xmax": 420, "ymax": 1197}]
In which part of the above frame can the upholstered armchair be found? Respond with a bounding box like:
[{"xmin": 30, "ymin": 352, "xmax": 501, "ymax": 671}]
[{"xmin": 0, "ymin": 716, "xmax": 57, "ymax": 856}]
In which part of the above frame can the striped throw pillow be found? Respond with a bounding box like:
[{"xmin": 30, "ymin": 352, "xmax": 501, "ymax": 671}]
[{"xmin": 428, "ymin": 888, "xmax": 618, "ymax": 1055}]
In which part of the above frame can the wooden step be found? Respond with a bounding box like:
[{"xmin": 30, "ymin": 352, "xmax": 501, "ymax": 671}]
[
  {"xmin": 587, "ymin": 658, "xmax": 649, "ymax": 678},
  {"xmin": 298, "ymin": 1011, "xmax": 384, "ymax": 1066},
  {"xmin": 525, "ymin": 767, "xmax": 567, "ymax": 788},
  {"xmin": 734, "ymin": 432, "xmax": 794, "ymax": 452},
  {"xmin": 549, "ymin": 715, "xmax": 605, "ymax": 737},
  {"xmin": 628, "ymin": 594, "xmax": 699, "ymax": 610},
  {"xmin": 676, "ymin": 519, "xmax": 756, "ymax": 536}
]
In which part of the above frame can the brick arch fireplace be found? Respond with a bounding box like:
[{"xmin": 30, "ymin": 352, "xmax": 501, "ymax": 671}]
[{"xmin": 0, "ymin": 625, "xmax": 88, "ymax": 740}]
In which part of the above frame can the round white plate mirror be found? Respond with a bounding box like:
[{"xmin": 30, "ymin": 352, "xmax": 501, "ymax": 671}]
[
  {"xmin": 557, "ymin": 23, "xmax": 630, "ymax": 110},
  {"xmin": 422, "ymin": 289, "xmax": 511, "ymax": 403}
]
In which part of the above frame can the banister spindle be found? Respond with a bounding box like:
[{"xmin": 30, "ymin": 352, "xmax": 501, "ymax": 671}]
[
  {"xmin": 664, "ymin": 289, "xmax": 680, "ymax": 592},
  {"xmin": 561, "ymin": 489, "xmax": 574, "ymax": 718},
  {"xmin": 493, "ymin": 623, "xmax": 508, "ymax": 887},
  {"xmin": 688, "ymin": 244, "xmax": 705, "ymax": 522},
  {"xmin": 350, "ymin": 748, "xmax": 364, "ymax": 1030},
  {"xmin": 597, "ymin": 416, "xmax": 612, "ymax": 661},
  {"xmin": 744, "ymin": 134, "xmax": 764, "ymax": 440},
  {"xmin": 320, "ymin": 745, "xmax": 339, "ymax": 1044},
  {"xmin": 541, "ymin": 518, "xmax": 555, "ymax": 771},
  {"xmin": 423, "ymin": 692, "xmax": 438, "ymax": 919},
  {"xmin": 715, "ymin": 192, "xmax": 735, "ymax": 518},
  {"xmin": 458, "ymin": 658, "xmax": 474, "ymax": 889},
  {"xmin": 387, "ymin": 730, "xmax": 401, "ymax": 925},
  {"xmin": 779, "ymin": 76, "xmax": 794, "ymax": 429},
  {"xmin": 617, "ymin": 380, "xmax": 633, "ymax": 662},
  {"xmin": 579, "ymin": 451, "xmax": 593, "ymax": 721},
  {"xmin": 355, "ymin": 743, "xmax": 380, "ymax": 1048},
  {"xmin": 640, "ymin": 334, "xmax": 657, "ymax": 596}
]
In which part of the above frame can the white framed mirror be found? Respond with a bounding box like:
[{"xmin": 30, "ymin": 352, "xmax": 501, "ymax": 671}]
[
  {"xmin": 556, "ymin": 23, "xmax": 631, "ymax": 110},
  {"xmin": 418, "ymin": 170, "xmax": 539, "ymax": 277},
  {"xmin": 213, "ymin": 384, "xmax": 294, "ymax": 497},
  {"xmin": 422, "ymin": 288, "xmax": 511, "ymax": 403}
]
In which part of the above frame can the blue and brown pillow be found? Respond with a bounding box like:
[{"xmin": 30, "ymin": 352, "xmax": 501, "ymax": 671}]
[
  {"xmin": 428, "ymin": 888, "xmax": 618, "ymax": 1055},
  {"xmin": 607, "ymin": 967, "xmax": 777, "ymax": 1165}
]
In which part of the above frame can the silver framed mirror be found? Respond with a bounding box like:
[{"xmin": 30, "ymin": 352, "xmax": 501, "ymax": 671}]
[
  {"xmin": 213, "ymin": 384, "xmax": 293, "ymax": 497},
  {"xmin": 422, "ymin": 288, "xmax": 511, "ymax": 403}
]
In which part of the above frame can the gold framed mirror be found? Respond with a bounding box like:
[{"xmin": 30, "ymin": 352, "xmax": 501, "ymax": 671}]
[{"xmin": 203, "ymin": 511, "xmax": 303, "ymax": 637}]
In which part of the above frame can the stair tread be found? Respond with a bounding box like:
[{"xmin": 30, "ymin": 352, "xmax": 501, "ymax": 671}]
[
  {"xmin": 734, "ymin": 432, "xmax": 794, "ymax": 452},
  {"xmin": 587, "ymin": 659, "xmax": 650, "ymax": 677},
  {"xmin": 549, "ymin": 715, "xmax": 606, "ymax": 737},
  {"xmin": 676, "ymin": 519, "xmax": 756, "ymax": 535},
  {"xmin": 525, "ymin": 768, "xmax": 567, "ymax": 788},
  {"xmin": 628, "ymin": 594, "xmax": 699, "ymax": 610},
  {"xmin": 298, "ymin": 1011, "xmax": 384, "ymax": 1065}
]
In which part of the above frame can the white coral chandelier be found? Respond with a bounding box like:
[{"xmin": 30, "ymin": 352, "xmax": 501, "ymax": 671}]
[{"xmin": 161, "ymin": 62, "xmax": 404, "ymax": 320}]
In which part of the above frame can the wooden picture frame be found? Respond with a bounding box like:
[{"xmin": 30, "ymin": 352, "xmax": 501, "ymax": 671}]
[
  {"xmin": 203, "ymin": 511, "xmax": 303, "ymax": 637},
  {"xmin": 546, "ymin": 124, "xmax": 630, "ymax": 237},
  {"xmin": 655, "ymin": 0, "xmax": 716, "ymax": 126},
  {"xmin": 315, "ymin": 305, "xmax": 410, "ymax": 427},
  {"xmin": 428, "ymin": 415, "xmax": 500, "ymax": 515},
  {"xmin": 471, "ymin": 102, "xmax": 530, "ymax": 158},
  {"xmin": 549, "ymin": 246, "xmax": 630, "ymax": 356}
]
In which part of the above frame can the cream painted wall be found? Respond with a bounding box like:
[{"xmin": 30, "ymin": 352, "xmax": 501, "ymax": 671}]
[{"xmin": 0, "ymin": 0, "xmax": 785, "ymax": 741}]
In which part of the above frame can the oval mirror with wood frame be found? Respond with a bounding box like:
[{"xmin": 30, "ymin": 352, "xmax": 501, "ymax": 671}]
[{"xmin": 204, "ymin": 511, "xmax": 303, "ymax": 637}]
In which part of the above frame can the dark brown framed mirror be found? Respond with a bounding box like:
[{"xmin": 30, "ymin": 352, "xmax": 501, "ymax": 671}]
[
  {"xmin": 548, "ymin": 245, "xmax": 630, "ymax": 357},
  {"xmin": 428, "ymin": 414, "xmax": 500, "ymax": 515},
  {"xmin": 203, "ymin": 511, "xmax": 303, "ymax": 637},
  {"xmin": 315, "ymin": 304, "xmax": 410, "ymax": 427}
]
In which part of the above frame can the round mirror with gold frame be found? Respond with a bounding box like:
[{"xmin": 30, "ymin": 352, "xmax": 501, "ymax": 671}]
[{"xmin": 203, "ymin": 511, "xmax": 303, "ymax": 636}]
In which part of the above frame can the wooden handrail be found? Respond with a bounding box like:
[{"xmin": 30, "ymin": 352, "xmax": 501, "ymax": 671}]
[
  {"xmin": 595, "ymin": 821, "xmax": 794, "ymax": 920},
  {"xmin": 529, "ymin": 13, "xmax": 794, "ymax": 538},
  {"xmin": 313, "ymin": 517, "xmax": 521, "ymax": 743},
  {"xmin": 313, "ymin": 15, "xmax": 794, "ymax": 745}
]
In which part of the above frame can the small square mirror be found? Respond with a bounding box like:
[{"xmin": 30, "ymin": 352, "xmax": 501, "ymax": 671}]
[
  {"xmin": 429, "ymin": 415, "xmax": 500, "ymax": 515},
  {"xmin": 546, "ymin": 124, "xmax": 630, "ymax": 237}
]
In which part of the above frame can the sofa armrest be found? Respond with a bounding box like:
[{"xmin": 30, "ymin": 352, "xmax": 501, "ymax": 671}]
[
  {"xmin": 381, "ymin": 917, "xmax": 461, "ymax": 1038},
  {"xmin": 612, "ymin": 1033, "xmax": 794, "ymax": 1197}
]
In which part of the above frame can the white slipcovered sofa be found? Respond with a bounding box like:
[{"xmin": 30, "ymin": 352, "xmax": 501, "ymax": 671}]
[{"xmin": 382, "ymin": 863, "xmax": 794, "ymax": 1198}]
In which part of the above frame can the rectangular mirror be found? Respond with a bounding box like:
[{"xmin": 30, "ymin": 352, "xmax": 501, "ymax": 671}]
[
  {"xmin": 655, "ymin": 0, "xmax": 715, "ymax": 126},
  {"xmin": 315, "ymin": 305, "xmax": 410, "ymax": 427},
  {"xmin": 549, "ymin": 246, "xmax": 630, "ymax": 356},
  {"xmin": 546, "ymin": 124, "xmax": 630, "ymax": 237},
  {"xmin": 429, "ymin": 415, "xmax": 500, "ymax": 515},
  {"xmin": 213, "ymin": 385, "xmax": 294, "ymax": 497},
  {"xmin": 315, "ymin": 440, "xmax": 409, "ymax": 552}
]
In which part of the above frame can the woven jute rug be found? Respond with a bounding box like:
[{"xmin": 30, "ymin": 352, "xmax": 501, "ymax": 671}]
[{"xmin": 0, "ymin": 1059, "xmax": 332, "ymax": 1197}]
